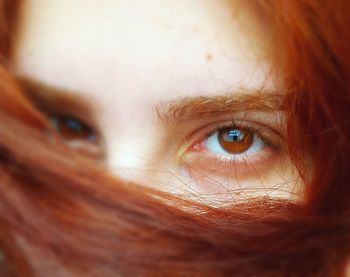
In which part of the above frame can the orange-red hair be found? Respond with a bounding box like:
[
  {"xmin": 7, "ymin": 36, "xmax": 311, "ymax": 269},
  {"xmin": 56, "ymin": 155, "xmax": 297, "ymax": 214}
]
[{"xmin": 0, "ymin": 0, "xmax": 349, "ymax": 276}]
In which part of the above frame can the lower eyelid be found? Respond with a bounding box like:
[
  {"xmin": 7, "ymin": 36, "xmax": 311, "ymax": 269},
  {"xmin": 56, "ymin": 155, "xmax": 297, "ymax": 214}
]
[
  {"xmin": 185, "ymin": 145, "xmax": 274, "ymax": 166},
  {"xmin": 189, "ymin": 139, "xmax": 271, "ymax": 163},
  {"xmin": 179, "ymin": 147, "xmax": 278, "ymax": 194},
  {"xmin": 68, "ymin": 142, "xmax": 106, "ymax": 160}
]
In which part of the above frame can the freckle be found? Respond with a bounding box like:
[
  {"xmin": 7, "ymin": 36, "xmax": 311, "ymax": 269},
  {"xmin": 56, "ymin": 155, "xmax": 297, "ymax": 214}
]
[{"xmin": 205, "ymin": 53, "xmax": 213, "ymax": 61}]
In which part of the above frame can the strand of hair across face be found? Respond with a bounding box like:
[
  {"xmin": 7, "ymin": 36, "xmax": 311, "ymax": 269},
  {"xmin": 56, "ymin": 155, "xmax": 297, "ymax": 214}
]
[{"xmin": 0, "ymin": 0, "xmax": 350, "ymax": 276}]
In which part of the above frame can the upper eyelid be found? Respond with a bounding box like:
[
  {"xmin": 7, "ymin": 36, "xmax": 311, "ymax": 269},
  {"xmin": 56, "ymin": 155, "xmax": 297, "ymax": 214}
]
[
  {"xmin": 18, "ymin": 77, "xmax": 100, "ymax": 132},
  {"xmin": 192, "ymin": 115, "xmax": 284, "ymax": 140}
]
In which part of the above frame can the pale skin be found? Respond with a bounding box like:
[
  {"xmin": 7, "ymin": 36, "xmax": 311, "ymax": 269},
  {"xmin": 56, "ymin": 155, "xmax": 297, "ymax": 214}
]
[{"xmin": 11, "ymin": 0, "xmax": 300, "ymax": 205}]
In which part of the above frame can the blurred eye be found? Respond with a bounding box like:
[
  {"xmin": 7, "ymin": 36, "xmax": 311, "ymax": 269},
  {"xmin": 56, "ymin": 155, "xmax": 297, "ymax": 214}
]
[
  {"xmin": 204, "ymin": 126, "xmax": 264, "ymax": 158},
  {"xmin": 51, "ymin": 115, "xmax": 96, "ymax": 143}
]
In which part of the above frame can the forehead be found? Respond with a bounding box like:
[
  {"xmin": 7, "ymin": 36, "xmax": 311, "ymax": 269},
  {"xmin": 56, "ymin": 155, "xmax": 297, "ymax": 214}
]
[{"xmin": 12, "ymin": 0, "xmax": 273, "ymax": 115}]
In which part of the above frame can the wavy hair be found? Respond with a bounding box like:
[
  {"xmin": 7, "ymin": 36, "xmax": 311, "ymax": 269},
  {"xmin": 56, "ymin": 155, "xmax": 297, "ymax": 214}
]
[{"xmin": 0, "ymin": 0, "xmax": 349, "ymax": 276}]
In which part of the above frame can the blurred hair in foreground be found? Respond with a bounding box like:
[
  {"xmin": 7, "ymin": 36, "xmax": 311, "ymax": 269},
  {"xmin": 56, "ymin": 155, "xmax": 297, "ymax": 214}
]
[{"xmin": 0, "ymin": 0, "xmax": 350, "ymax": 276}]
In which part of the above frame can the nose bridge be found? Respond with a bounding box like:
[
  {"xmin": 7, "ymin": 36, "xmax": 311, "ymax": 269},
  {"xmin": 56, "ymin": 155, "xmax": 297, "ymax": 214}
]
[
  {"xmin": 104, "ymin": 129, "xmax": 160, "ymax": 182},
  {"xmin": 105, "ymin": 134, "xmax": 187, "ymax": 194}
]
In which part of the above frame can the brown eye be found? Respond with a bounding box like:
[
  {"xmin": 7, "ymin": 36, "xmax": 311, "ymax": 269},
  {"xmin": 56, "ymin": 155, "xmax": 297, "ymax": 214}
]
[
  {"xmin": 218, "ymin": 127, "xmax": 254, "ymax": 154},
  {"xmin": 51, "ymin": 115, "xmax": 96, "ymax": 142}
]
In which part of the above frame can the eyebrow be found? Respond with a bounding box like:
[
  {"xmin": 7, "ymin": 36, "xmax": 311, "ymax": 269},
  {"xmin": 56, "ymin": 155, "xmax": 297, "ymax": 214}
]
[
  {"xmin": 18, "ymin": 77, "xmax": 97, "ymax": 124},
  {"xmin": 155, "ymin": 91, "xmax": 286, "ymax": 126},
  {"xmin": 19, "ymin": 77, "xmax": 285, "ymax": 127}
]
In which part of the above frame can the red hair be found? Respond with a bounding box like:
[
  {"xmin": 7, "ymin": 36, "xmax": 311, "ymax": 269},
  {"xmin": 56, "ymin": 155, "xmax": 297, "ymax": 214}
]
[{"xmin": 0, "ymin": 0, "xmax": 349, "ymax": 276}]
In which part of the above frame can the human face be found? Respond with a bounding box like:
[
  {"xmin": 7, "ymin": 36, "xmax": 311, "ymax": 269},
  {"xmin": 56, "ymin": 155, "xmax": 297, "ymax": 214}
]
[{"xmin": 12, "ymin": 0, "xmax": 300, "ymax": 205}]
